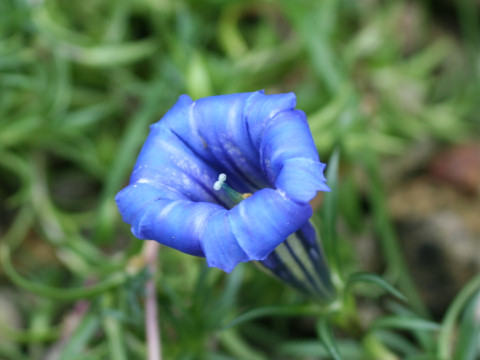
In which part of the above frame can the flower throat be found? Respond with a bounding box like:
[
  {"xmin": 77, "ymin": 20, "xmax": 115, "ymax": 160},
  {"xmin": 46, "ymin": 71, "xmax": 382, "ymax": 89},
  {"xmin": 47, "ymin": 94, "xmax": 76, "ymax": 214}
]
[{"xmin": 213, "ymin": 173, "xmax": 252, "ymax": 205}]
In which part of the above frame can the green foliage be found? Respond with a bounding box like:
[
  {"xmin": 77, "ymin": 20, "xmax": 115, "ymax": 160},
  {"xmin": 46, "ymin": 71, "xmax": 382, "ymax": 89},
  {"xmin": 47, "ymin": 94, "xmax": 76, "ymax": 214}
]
[{"xmin": 1, "ymin": 0, "xmax": 479, "ymax": 359}]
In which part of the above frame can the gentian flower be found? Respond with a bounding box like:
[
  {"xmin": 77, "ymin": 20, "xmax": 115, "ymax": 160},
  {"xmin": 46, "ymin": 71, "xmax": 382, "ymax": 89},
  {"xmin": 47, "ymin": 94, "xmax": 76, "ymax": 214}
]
[{"xmin": 116, "ymin": 91, "xmax": 333, "ymax": 297}]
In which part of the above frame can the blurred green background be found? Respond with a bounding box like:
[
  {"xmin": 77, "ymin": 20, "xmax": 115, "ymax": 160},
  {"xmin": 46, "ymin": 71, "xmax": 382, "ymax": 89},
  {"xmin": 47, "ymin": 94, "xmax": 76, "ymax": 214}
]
[{"xmin": 1, "ymin": 0, "xmax": 480, "ymax": 359}]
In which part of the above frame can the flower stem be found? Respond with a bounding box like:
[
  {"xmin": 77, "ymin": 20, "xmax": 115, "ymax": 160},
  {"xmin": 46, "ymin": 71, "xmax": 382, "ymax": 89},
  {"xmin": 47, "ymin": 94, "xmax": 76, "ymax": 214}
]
[{"xmin": 143, "ymin": 241, "xmax": 162, "ymax": 360}]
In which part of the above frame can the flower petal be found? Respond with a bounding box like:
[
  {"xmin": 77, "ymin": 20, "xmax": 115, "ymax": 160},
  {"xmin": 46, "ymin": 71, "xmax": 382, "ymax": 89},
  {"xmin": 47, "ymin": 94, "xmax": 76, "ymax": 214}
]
[
  {"xmin": 157, "ymin": 91, "xmax": 299, "ymax": 193},
  {"xmin": 275, "ymin": 158, "xmax": 329, "ymax": 203},
  {"xmin": 200, "ymin": 210, "xmax": 250, "ymax": 272},
  {"xmin": 116, "ymin": 182, "xmax": 177, "ymax": 225},
  {"xmin": 259, "ymin": 109, "xmax": 329, "ymax": 202},
  {"xmin": 116, "ymin": 182, "xmax": 223, "ymax": 257},
  {"xmin": 229, "ymin": 188, "xmax": 313, "ymax": 261},
  {"xmin": 130, "ymin": 127, "xmax": 227, "ymax": 205},
  {"xmin": 244, "ymin": 91, "xmax": 297, "ymax": 148}
]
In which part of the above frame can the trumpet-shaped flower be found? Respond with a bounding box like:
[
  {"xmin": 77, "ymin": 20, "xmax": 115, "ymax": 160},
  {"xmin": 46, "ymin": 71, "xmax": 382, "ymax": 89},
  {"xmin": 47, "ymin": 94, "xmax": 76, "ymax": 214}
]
[{"xmin": 116, "ymin": 91, "xmax": 330, "ymax": 278}]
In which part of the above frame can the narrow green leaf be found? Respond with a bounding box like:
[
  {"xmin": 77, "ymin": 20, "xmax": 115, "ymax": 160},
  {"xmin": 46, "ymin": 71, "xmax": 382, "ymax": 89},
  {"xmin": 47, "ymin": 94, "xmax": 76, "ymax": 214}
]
[
  {"xmin": 438, "ymin": 274, "xmax": 480, "ymax": 360},
  {"xmin": 372, "ymin": 316, "xmax": 440, "ymax": 332},
  {"xmin": 321, "ymin": 147, "xmax": 341, "ymax": 273},
  {"xmin": 222, "ymin": 305, "xmax": 320, "ymax": 330},
  {"xmin": 0, "ymin": 245, "xmax": 127, "ymax": 300},
  {"xmin": 219, "ymin": 329, "xmax": 267, "ymax": 360},
  {"xmin": 454, "ymin": 290, "xmax": 480, "ymax": 360},
  {"xmin": 55, "ymin": 40, "xmax": 157, "ymax": 67},
  {"xmin": 364, "ymin": 151, "xmax": 428, "ymax": 317},
  {"xmin": 346, "ymin": 272, "xmax": 407, "ymax": 302},
  {"xmin": 101, "ymin": 293, "xmax": 128, "ymax": 360},
  {"xmin": 404, "ymin": 355, "xmax": 439, "ymax": 360},
  {"xmin": 317, "ymin": 317, "xmax": 342, "ymax": 360},
  {"xmin": 278, "ymin": 339, "xmax": 363, "ymax": 359},
  {"xmin": 58, "ymin": 312, "xmax": 100, "ymax": 360},
  {"xmin": 0, "ymin": 318, "xmax": 60, "ymax": 343},
  {"xmin": 374, "ymin": 330, "xmax": 420, "ymax": 357}
]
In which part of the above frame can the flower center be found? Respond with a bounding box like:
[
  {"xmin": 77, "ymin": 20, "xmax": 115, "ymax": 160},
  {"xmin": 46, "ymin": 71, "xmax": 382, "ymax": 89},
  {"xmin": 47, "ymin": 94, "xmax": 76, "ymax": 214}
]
[{"xmin": 213, "ymin": 173, "xmax": 252, "ymax": 204}]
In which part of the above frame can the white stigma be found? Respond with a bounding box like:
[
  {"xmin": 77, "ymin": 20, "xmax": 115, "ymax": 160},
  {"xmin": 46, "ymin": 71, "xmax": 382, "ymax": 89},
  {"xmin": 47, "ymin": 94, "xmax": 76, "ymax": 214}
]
[{"xmin": 213, "ymin": 173, "xmax": 227, "ymax": 191}]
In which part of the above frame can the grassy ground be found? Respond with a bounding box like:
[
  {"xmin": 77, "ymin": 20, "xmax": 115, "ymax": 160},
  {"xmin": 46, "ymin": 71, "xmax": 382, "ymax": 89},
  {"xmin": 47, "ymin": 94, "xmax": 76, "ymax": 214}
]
[{"xmin": 1, "ymin": 0, "xmax": 479, "ymax": 359}]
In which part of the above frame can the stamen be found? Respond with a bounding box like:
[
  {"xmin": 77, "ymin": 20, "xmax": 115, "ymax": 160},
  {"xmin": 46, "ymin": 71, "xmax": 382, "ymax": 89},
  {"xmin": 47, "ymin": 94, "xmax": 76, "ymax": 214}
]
[
  {"xmin": 213, "ymin": 173, "xmax": 252, "ymax": 204},
  {"xmin": 213, "ymin": 180, "xmax": 223, "ymax": 191}
]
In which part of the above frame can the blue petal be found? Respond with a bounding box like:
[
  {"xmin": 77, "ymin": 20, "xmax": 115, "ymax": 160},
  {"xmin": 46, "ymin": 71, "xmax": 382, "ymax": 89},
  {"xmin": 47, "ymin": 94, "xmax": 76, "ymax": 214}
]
[
  {"xmin": 276, "ymin": 158, "xmax": 329, "ymax": 203},
  {"xmin": 229, "ymin": 188, "xmax": 312, "ymax": 261},
  {"xmin": 130, "ymin": 127, "xmax": 228, "ymax": 205},
  {"xmin": 201, "ymin": 210, "xmax": 250, "ymax": 272},
  {"xmin": 259, "ymin": 109, "xmax": 329, "ymax": 202},
  {"xmin": 128, "ymin": 199, "xmax": 223, "ymax": 257},
  {"xmin": 244, "ymin": 91, "xmax": 297, "ymax": 148},
  {"xmin": 115, "ymin": 182, "xmax": 179, "ymax": 225},
  {"xmin": 259, "ymin": 109, "xmax": 318, "ymax": 179}
]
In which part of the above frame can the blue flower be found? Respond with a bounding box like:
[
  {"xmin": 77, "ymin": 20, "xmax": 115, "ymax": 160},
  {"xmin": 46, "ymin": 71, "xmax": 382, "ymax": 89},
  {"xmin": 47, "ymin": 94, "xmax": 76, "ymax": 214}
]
[{"xmin": 115, "ymin": 91, "xmax": 330, "ymax": 273}]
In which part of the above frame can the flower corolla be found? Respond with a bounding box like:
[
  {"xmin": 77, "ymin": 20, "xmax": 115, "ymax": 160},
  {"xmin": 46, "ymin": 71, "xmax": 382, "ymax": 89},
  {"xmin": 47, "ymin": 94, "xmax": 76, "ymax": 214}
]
[{"xmin": 116, "ymin": 91, "xmax": 329, "ymax": 273}]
